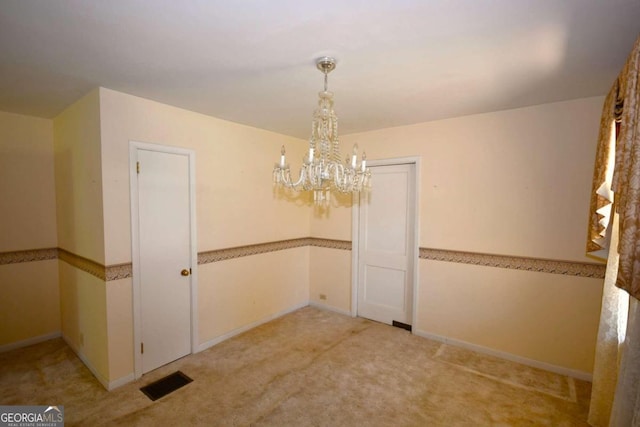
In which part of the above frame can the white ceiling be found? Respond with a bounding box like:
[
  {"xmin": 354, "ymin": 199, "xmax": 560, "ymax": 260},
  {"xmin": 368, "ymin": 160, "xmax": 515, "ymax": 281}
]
[{"xmin": 1, "ymin": 0, "xmax": 639, "ymax": 138}]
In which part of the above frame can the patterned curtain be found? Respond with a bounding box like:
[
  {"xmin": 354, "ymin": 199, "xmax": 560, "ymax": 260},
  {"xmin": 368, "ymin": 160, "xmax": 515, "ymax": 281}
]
[
  {"xmin": 588, "ymin": 215, "xmax": 629, "ymax": 427},
  {"xmin": 588, "ymin": 35, "xmax": 640, "ymax": 299},
  {"xmin": 588, "ymin": 34, "xmax": 640, "ymax": 427},
  {"xmin": 611, "ymin": 35, "xmax": 640, "ymax": 300},
  {"xmin": 587, "ymin": 84, "xmax": 619, "ymax": 259}
]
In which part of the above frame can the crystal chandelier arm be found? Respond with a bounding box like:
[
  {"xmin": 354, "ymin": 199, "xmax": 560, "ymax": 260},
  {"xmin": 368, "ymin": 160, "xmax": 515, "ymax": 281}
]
[
  {"xmin": 274, "ymin": 163, "xmax": 307, "ymax": 189},
  {"xmin": 290, "ymin": 165, "xmax": 307, "ymax": 188},
  {"xmin": 330, "ymin": 162, "xmax": 351, "ymax": 193}
]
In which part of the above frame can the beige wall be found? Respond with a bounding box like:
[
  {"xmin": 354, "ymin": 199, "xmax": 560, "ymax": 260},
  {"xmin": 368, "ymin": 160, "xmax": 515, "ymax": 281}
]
[
  {"xmin": 58, "ymin": 261, "xmax": 109, "ymax": 382},
  {"xmin": 0, "ymin": 111, "xmax": 60, "ymax": 347},
  {"xmin": 98, "ymin": 87, "xmax": 310, "ymax": 265},
  {"xmin": 310, "ymin": 96, "xmax": 605, "ymax": 374},
  {"xmin": 310, "ymin": 192, "xmax": 353, "ymax": 241},
  {"xmin": 0, "ymin": 261, "xmax": 60, "ymax": 347},
  {"xmin": 98, "ymin": 88, "xmax": 311, "ymax": 382},
  {"xmin": 0, "ymin": 111, "xmax": 57, "ymax": 251},
  {"xmin": 198, "ymin": 248, "xmax": 309, "ymax": 343},
  {"xmin": 346, "ymin": 97, "xmax": 604, "ymax": 260},
  {"xmin": 53, "ymin": 89, "xmax": 105, "ymax": 264},
  {"xmin": 106, "ymin": 278, "xmax": 133, "ymax": 381},
  {"xmin": 53, "ymin": 89, "xmax": 110, "ymax": 383},
  {"xmin": 309, "ymin": 247, "xmax": 351, "ymax": 313},
  {"xmin": 419, "ymin": 261, "xmax": 602, "ymax": 372}
]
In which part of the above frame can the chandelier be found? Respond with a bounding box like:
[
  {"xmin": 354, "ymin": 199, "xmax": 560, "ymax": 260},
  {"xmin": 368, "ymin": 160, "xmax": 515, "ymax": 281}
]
[{"xmin": 273, "ymin": 57, "xmax": 371, "ymax": 205}]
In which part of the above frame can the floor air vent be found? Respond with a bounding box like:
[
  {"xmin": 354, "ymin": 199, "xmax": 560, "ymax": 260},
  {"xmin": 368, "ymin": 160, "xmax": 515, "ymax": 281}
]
[
  {"xmin": 392, "ymin": 320, "xmax": 412, "ymax": 332},
  {"xmin": 140, "ymin": 371, "xmax": 193, "ymax": 401}
]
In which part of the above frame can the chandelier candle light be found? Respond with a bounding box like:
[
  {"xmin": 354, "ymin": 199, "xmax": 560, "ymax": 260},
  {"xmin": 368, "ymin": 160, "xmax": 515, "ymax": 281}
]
[{"xmin": 273, "ymin": 57, "xmax": 371, "ymax": 205}]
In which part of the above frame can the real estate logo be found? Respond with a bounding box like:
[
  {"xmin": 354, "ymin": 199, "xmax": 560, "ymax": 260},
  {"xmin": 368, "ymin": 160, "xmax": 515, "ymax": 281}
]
[{"xmin": 0, "ymin": 405, "xmax": 64, "ymax": 427}]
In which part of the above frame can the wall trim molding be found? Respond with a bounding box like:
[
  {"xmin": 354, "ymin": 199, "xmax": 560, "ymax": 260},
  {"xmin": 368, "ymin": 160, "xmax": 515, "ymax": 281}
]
[
  {"xmin": 1, "ymin": 240, "xmax": 604, "ymax": 280},
  {"xmin": 108, "ymin": 373, "xmax": 136, "ymax": 391},
  {"xmin": 61, "ymin": 334, "xmax": 111, "ymax": 390},
  {"xmin": 413, "ymin": 329, "xmax": 593, "ymax": 382},
  {"xmin": 308, "ymin": 301, "xmax": 352, "ymax": 317},
  {"xmin": 0, "ymin": 331, "xmax": 62, "ymax": 353}
]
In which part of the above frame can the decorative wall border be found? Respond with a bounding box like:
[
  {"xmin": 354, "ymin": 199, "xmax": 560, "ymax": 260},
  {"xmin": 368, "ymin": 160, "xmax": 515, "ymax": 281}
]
[
  {"xmin": 308, "ymin": 238, "xmax": 352, "ymax": 251},
  {"xmin": 196, "ymin": 237, "xmax": 352, "ymax": 265},
  {"xmin": 105, "ymin": 264, "xmax": 133, "ymax": 281},
  {"xmin": 419, "ymin": 248, "xmax": 606, "ymax": 279},
  {"xmin": 1, "ymin": 240, "xmax": 604, "ymax": 280},
  {"xmin": 0, "ymin": 248, "xmax": 132, "ymax": 281},
  {"xmin": 57, "ymin": 249, "xmax": 106, "ymax": 280},
  {"xmin": 0, "ymin": 248, "xmax": 58, "ymax": 264},
  {"xmin": 197, "ymin": 238, "xmax": 311, "ymax": 264}
]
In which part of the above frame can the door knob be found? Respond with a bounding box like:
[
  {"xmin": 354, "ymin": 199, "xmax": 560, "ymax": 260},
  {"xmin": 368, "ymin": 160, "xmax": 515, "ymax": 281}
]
[{"xmin": 181, "ymin": 269, "xmax": 190, "ymax": 276}]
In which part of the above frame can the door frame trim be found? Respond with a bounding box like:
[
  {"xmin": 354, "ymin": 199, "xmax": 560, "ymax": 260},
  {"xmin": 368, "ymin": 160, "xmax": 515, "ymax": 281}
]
[
  {"xmin": 129, "ymin": 141, "xmax": 199, "ymax": 379},
  {"xmin": 351, "ymin": 156, "xmax": 420, "ymax": 330}
]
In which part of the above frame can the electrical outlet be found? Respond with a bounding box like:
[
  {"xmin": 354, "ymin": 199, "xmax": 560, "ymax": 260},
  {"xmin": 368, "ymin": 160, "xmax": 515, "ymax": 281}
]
[{"xmin": 319, "ymin": 294, "xmax": 327, "ymax": 300}]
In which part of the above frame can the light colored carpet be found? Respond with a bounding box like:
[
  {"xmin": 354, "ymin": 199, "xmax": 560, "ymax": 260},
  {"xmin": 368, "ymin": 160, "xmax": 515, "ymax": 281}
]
[{"xmin": 0, "ymin": 307, "xmax": 590, "ymax": 426}]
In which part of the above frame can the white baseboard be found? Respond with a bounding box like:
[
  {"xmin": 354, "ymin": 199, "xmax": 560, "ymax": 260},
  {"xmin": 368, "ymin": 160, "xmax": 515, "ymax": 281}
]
[
  {"xmin": 0, "ymin": 331, "xmax": 62, "ymax": 353},
  {"xmin": 308, "ymin": 301, "xmax": 352, "ymax": 317},
  {"xmin": 413, "ymin": 329, "xmax": 592, "ymax": 382},
  {"xmin": 107, "ymin": 373, "xmax": 135, "ymax": 390},
  {"xmin": 2, "ymin": 332, "xmax": 132, "ymax": 390},
  {"xmin": 62, "ymin": 334, "xmax": 112, "ymax": 390},
  {"xmin": 197, "ymin": 301, "xmax": 309, "ymax": 353}
]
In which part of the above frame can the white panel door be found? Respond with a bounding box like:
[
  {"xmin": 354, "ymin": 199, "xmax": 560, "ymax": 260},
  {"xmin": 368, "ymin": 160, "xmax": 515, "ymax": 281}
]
[
  {"xmin": 358, "ymin": 163, "xmax": 416, "ymax": 325},
  {"xmin": 136, "ymin": 149, "xmax": 192, "ymax": 373}
]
